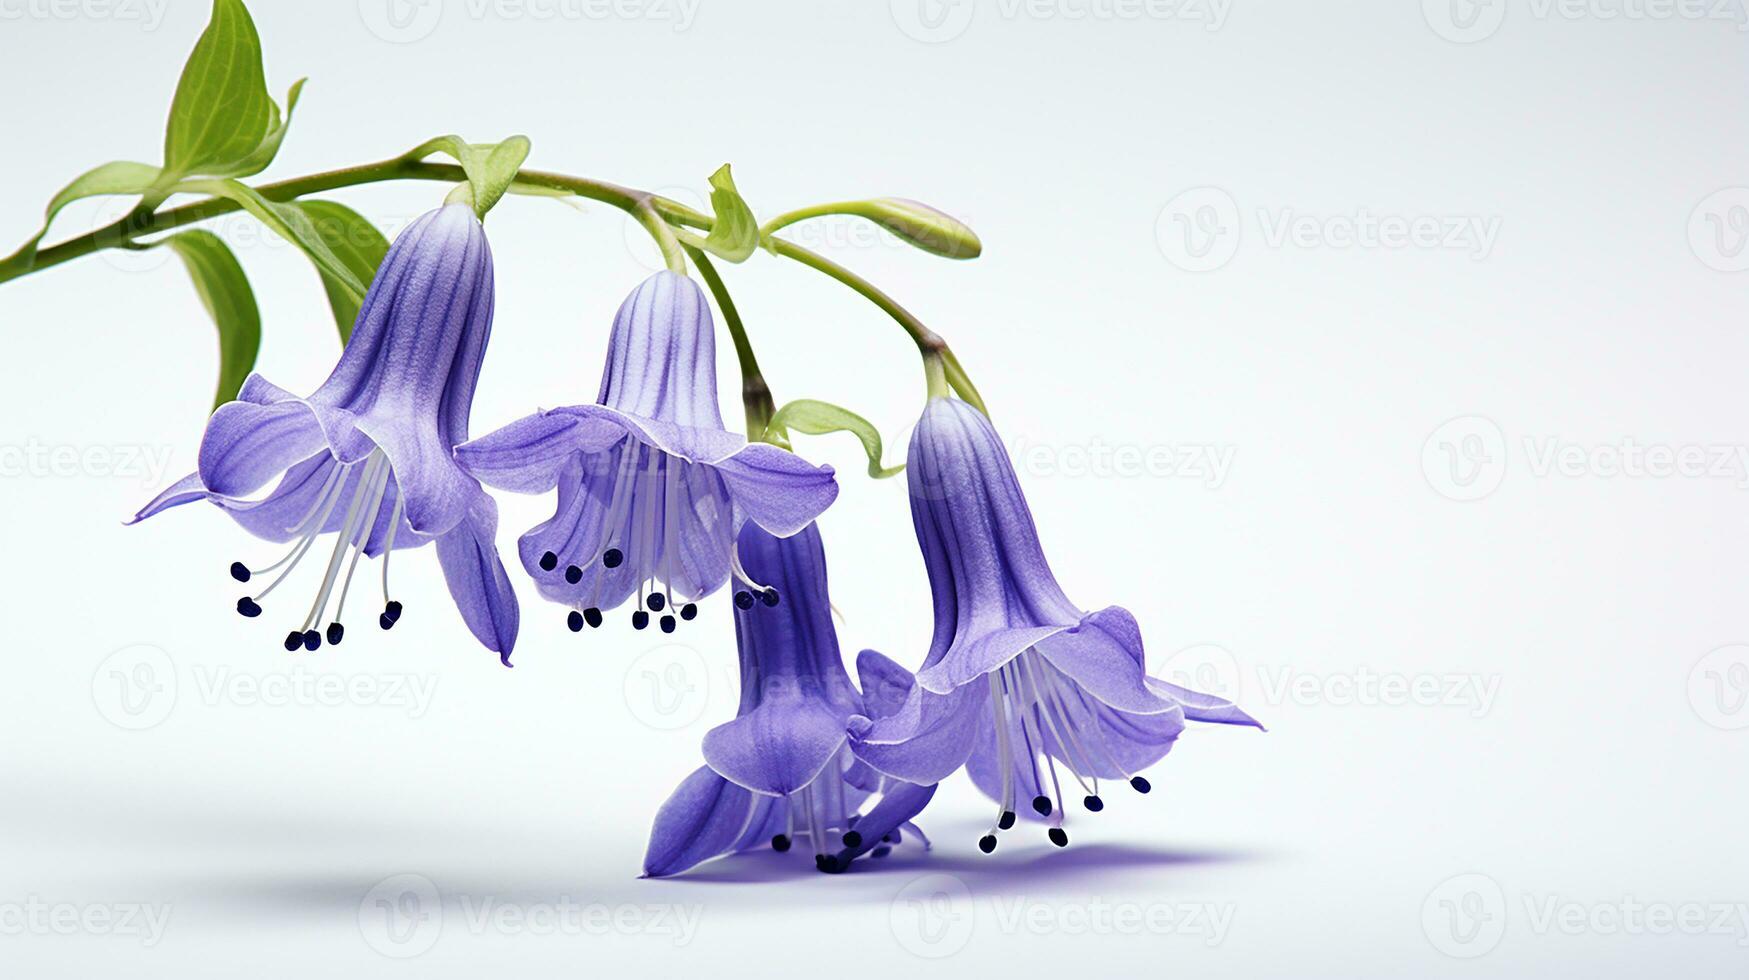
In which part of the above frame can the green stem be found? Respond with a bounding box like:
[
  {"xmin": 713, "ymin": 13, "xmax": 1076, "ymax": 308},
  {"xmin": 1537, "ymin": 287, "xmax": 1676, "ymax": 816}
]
[
  {"xmin": 636, "ymin": 201, "xmax": 688, "ymax": 275},
  {"xmin": 684, "ymin": 244, "xmax": 778, "ymax": 441},
  {"xmin": 923, "ymin": 351, "xmax": 951, "ymax": 399},
  {"xmin": 757, "ymin": 201, "xmax": 871, "ymax": 239},
  {"xmin": 0, "ymin": 154, "xmax": 706, "ymax": 285},
  {"xmin": 762, "ymin": 235, "xmax": 987, "ymax": 413}
]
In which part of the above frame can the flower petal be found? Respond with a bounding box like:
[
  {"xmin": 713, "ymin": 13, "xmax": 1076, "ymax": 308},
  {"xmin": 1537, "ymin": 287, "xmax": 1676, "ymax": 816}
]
[
  {"xmin": 361, "ymin": 416, "xmax": 478, "ymax": 537},
  {"xmin": 848, "ymin": 682, "xmax": 985, "ymax": 785},
  {"xmin": 563, "ymin": 403, "xmax": 745, "ymax": 465},
  {"xmin": 831, "ymin": 780, "xmax": 937, "ymax": 866},
  {"xmin": 127, "ymin": 472, "xmax": 209, "ymax": 524},
  {"xmin": 642, "ymin": 765, "xmax": 776, "ymax": 878},
  {"xmin": 856, "ymin": 649, "xmax": 916, "ymax": 722},
  {"xmin": 434, "ymin": 491, "xmax": 519, "ymax": 663},
  {"xmin": 1031, "ymin": 607, "xmax": 1177, "ymax": 715},
  {"xmin": 196, "ymin": 395, "xmax": 325, "ymax": 498},
  {"xmin": 702, "ymin": 693, "xmax": 849, "ymax": 796},
  {"xmin": 453, "ymin": 409, "xmax": 625, "ymax": 494},
  {"xmin": 915, "ymin": 625, "xmax": 1063, "ymax": 696},
  {"xmin": 598, "ymin": 271, "xmax": 726, "ymax": 430},
  {"xmin": 1146, "ymin": 676, "xmax": 1266, "ymax": 729},
  {"xmin": 1055, "ymin": 680, "xmax": 1187, "ymax": 778},
  {"xmin": 713, "ymin": 442, "xmax": 839, "ymax": 538}
]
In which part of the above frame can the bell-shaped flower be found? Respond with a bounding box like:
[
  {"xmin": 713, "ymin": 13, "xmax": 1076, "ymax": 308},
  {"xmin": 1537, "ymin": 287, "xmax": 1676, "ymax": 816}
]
[
  {"xmin": 455, "ymin": 272, "xmax": 837, "ymax": 635},
  {"xmin": 642, "ymin": 522, "xmax": 935, "ymax": 877},
  {"xmin": 130, "ymin": 204, "xmax": 519, "ymax": 662},
  {"xmin": 849, "ymin": 397, "xmax": 1260, "ymax": 853}
]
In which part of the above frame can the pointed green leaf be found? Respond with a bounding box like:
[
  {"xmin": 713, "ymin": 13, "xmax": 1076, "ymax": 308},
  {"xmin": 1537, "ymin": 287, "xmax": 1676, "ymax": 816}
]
[
  {"xmin": 222, "ymin": 78, "xmax": 306, "ymax": 180},
  {"xmin": 185, "ymin": 179, "xmax": 366, "ymax": 303},
  {"xmin": 0, "ymin": 160, "xmax": 162, "ymax": 273},
  {"xmin": 406, "ymin": 134, "xmax": 531, "ymax": 219},
  {"xmin": 163, "ymin": 0, "xmax": 286, "ymax": 180},
  {"xmin": 767, "ymin": 399, "xmax": 904, "ymax": 479},
  {"xmin": 292, "ymin": 200, "xmax": 389, "ymax": 344},
  {"xmin": 699, "ymin": 164, "xmax": 758, "ymax": 262},
  {"xmin": 161, "ymin": 230, "xmax": 261, "ymax": 410}
]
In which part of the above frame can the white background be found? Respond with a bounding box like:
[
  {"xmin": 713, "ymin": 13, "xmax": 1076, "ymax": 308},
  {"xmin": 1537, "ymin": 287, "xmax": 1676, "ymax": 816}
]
[{"xmin": 2, "ymin": 0, "xmax": 1747, "ymax": 975}]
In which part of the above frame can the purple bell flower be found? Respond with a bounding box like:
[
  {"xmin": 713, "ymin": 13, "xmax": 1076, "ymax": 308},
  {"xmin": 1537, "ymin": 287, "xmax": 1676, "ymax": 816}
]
[
  {"xmin": 849, "ymin": 397, "xmax": 1260, "ymax": 853},
  {"xmin": 130, "ymin": 204, "xmax": 519, "ymax": 662},
  {"xmin": 642, "ymin": 522, "xmax": 935, "ymax": 877},
  {"xmin": 454, "ymin": 272, "xmax": 838, "ymax": 634}
]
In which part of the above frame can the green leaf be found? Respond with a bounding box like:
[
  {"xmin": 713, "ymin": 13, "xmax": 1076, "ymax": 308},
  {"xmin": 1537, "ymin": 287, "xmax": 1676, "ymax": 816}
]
[
  {"xmin": 292, "ymin": 200, "xmax": 389, "ymax": 344},
  {"xmin": 407, "ymin": 135, "xmax": 531, "ymax": 219},
  {"xmin": 767, "ymin": 399, "xmax": 904, "ymax": 479},
  {"xmin": 699, "ymin": 164, "xmax": 758, "ymax": 262},
  {"xmin": 160, "ymin": 230, "xmax": 261, "ymax": 410},
  {"xmin": 222, "ymin": 78, "xmax": 306, "ymax": 180},
  {"xmin": 163, "ymin": 0, "xmax": 288, "ymax": 180},
  {"xmin": 185, "ymin": 178, "xmax": 367, "ymax": 303},
  {"xmin": 0, "ymin": 160, "xmax": 162, "ymax": 273}
]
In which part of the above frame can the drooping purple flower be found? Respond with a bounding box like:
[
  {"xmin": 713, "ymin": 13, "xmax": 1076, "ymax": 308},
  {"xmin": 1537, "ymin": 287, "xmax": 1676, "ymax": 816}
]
[
  {"xmin": 849, "ymin": 397, "xmax": 1260, "ymax": 853},
  {"xmin": 130, "ymin": 204, "xmax": 519, "ymax": 662},
  {"xmin": 454, "ymin": 272, "xmax": 837, "ymax": 636},
  {"xmin": 642, "ymin": 522, "xmax": 935, "ymax": 877}
]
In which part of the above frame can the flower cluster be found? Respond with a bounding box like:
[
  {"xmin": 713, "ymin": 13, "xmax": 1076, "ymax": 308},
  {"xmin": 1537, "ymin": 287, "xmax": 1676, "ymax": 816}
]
[{"xmin": 134, "ymin": 204, "xmax": 1259, "ymax": 877}]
